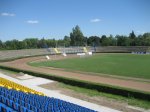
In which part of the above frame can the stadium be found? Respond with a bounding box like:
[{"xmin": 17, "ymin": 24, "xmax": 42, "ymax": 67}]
[
  {"xmin": 0, "ymin": 0, "xmax": 150, "ymax": 112},
  {"xmin": 0, "ymin": 46, "xmax": 150, "ymax": 112}
]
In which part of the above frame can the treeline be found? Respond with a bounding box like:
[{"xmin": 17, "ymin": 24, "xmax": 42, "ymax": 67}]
[{"xmin": 0, "ymin": 25, "xmax": 150, "ymax": 50}]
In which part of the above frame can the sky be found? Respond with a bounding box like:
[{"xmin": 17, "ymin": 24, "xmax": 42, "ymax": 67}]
[{"xmin": 0, "ymin": 0, "xmax": 150, "ymax": 41}]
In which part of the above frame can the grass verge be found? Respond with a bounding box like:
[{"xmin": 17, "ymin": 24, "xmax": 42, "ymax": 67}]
[
  {"xmin": 0, "ymin": 53, "xmax": 53, "ymax": 62},
  {"xmin": 0, "ymin": 67, "xmax": 149, "ymax": 109},
  {"xmin": 59, "ymin": 83, "xmax": 150, "ymax": 109},
  {"xmin": 0, "ymin": 68, "xmax": 18, "ymax": 74},
  {"xmin": 0, "ymin": 65, "xmax": 150, "ymax": 101}
]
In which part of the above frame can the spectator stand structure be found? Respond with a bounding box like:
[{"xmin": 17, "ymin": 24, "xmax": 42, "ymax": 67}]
[
  {"xmin": 131, "ymin": 46, "xmax": 150, "ymax": 54},
  {"xmin": 0, "ymin": 77, "xmax": 97, "ymax": 112}
]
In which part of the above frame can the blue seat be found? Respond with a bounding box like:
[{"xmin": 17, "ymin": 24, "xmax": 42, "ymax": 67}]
[
  {"xmin": 0, "ymin": 86, "xmax": 97, "ymax": 112},
  {"xmin": 24, "ymin": 103, "xmax": 30, "ymax": 110},
  {"xmin": 6, "ymin": 99, "xmax": 13, "ymax": 108},
  {"xmin": 1, "ymin": 96, "xmax": 7, "ymax": 104},
  {"xmin": 20, "ymin": 106, "xmax": 27, "ymax": 112},
  {"xmin": 0, "ymin": 102, "xmax": 16, "ymax": 112},
  {"xmin": 12, "ymin": 102, "xmax": 19, "ymax": 111}
]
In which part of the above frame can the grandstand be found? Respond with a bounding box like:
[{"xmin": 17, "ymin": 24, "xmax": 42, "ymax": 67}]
[
  {"xmin": 1, "ymin": 46, "xmax": 149, "ymax": 112},
  {"xmin": 0, "ymin": 47, "xmax": 82, "ymax": 61},
  {"xmin": 0, "ymin": 77, "xmax": 96, "ymax": 112},
  {"xmin": 0, "ymin": 47, "xmax": 87, "ymax": 60},
  {"xmin": 0, "ymin": 46, "xmax": 149, "ymax": 60},
  {"xmin": 93, "ymin": 46, "xmax": 150, "ymax": 53},
  {"xmin": 1, "ymin": 46, "xmax": 150, "ymax": 61}
]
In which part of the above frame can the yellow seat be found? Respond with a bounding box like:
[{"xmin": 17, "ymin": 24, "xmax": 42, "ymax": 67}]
[{"xmin": 0, "ymin": 77, "xmax": 44, "ymax": 95}]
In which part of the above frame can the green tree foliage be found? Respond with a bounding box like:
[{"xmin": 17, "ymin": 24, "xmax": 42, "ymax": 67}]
[
  {"xmin": 129, "ymin": 31, "xmax": 136, "ymax": 46},
  {"xmin": 70, "ymin": 25, "xmax": 85, "ymax": 46},
  {"xmin": 108, "ymin": 35, "xmax": 117, "ymax": 46},
  {"xmin": 0, "ymin": 28, "xmax": 150, "ymax": 50},
  {"xmin": 101, "ymin": 35, "xmax": 110, "ymax": 46},
  {"xmin": 64, "ymin": 36, "xmax": 71, "ymax": 47},
  {"xmin": 0, "ymin": 40, "xmax": 3, "ymax": 49},
  {"xmin": 45, "ymin": 39, "xmax": 56, "ymax": 48},
  {"xmin": 37, "ymin": 38, "xmax": 47, "ymax": 48},
  {"xmin": 88, "ymin": 36, "xmax": 100, "ymax": 46},
  {"xmin": 24, "ymin": 38, "xmax": 38, "ymax": 48},
  {"xmin": 129, "ymin": 31, "xmax": 136, "ymax": 39},
  {"xmin": 116, "ymin": 35, "xmax": 130, "ymax": 46},
  {"xmin": 142, "ymin": 33, "xmax": 150, "ymax": 46}
]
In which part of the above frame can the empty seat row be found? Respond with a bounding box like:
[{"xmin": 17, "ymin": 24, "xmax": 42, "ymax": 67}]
[
  {"xmin": 0, "ymin": 86, "xmax": 96, "ymax": 112},
  {"xmin": 0, "ymin": 77, "xmax": 44, "ymax": 96}
]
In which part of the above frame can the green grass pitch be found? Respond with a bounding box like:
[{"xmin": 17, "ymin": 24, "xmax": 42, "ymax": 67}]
[{"xmin": 29, "ymin": 53, "xmax": 150, "ymax": 79}]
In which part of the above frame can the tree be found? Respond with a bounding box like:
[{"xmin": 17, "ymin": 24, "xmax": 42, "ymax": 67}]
[
  {"xmin": 0, "ymin": 40, "xmax": 3, "ymax": 49},
  {"xmin": 24, "ymin": 38, "xmax": 38, "ymax": 48},
  {"xmin": 108, "ymin": 35, "xmax": 117, "ymax": 46},
  {"xmin": 57, "ymin": 39, "xmax": 65, "ymax": 47},
  {"xmin": 83, "ymin": 36, "xmax": 88, "ymax": 46},
  {"xmin": 129, "ymin": 30, "xmax": 136, "ymax": 39},
  {"xmin": 46, "ymin": 39, "xmax": 57, "ymax": 48},
  {"xmin": 142, "ymin": 33, "xmax": 150, "ymax": 46},
  {"xmin": 129, "ymin": 31, "xmax": 136, "ymax": 46},
  {"xmin": 88, "ymin": 36, "xmax": 100, "ymax": 46},
  {"xmin": 64, "ymin": 36, "xmax": 71, "ymax": 47},
  {"xmin": 135, "ymin": 35, "xmax": 143, "ymax": 46},
  {"xmin": 70, "ymin": 25, "xmax": 84, "ymax": 46},
  {"xmin": 100, "ymin": 35, "xmax": 110, "ymax": 46},
  {"xmin": 116, "ymin": 35, "xmax": 130, "ymax": 46}
]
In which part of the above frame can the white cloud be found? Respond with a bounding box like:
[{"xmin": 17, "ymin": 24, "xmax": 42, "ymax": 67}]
[
  {"xmin": 1, "ymin": 12, "xmax": 15, "ymax": 16},
  {"xmin": 26, "ymin": 20, "xmax": 39, "ymax": 24},
  {"xmin": 90, "ymin": 18, "xmax": 101, "ymax": 23}
]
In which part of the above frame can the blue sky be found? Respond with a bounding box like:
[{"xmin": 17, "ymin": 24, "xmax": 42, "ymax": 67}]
[{"xmin": 0, "ymin": 0, "xmax": 150, "ymax": 41}]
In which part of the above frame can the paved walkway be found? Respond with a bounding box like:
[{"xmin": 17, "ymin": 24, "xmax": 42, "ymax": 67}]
[{"xmin": 0, "ymin": 72, "xmax": 122, "ymax": 112}]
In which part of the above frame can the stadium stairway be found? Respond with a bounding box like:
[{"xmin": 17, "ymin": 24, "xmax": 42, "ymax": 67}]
[{"xmin": 0, "ymin": 77, "xmax": 96, "ymax": 112}]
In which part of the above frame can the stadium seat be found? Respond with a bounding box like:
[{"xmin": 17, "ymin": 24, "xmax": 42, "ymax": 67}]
[
  {"xmin": 0, "ymin": 78, "xmax": 97, "ymax": 112},
  {"xmin": 0, "ymin": 77, "xmax": 44, "ymax": 96}
]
